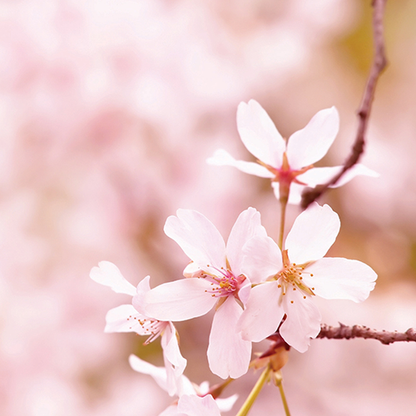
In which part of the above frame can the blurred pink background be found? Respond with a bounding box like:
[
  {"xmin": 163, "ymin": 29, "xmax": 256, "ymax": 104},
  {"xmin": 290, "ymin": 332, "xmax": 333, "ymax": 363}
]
[{"xmin": 1, "ymin": 0, "xmax": 416, "ymax": 415}]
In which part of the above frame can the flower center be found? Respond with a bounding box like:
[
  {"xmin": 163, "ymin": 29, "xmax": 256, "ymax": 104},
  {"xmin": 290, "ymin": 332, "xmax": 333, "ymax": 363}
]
[
  {"xmin": 127, "ymin": 315, "xmax": 167, "ymax": 344},
  {"xmin": 200, "ymin": 264, "xmax": 245, "ymax": 298},
  {"xmin": 259, "ymin": 151, "xmax": 314, "ymax": 187},
  {"xmin": 274, "ymin": 250, "xmax": 315, "ymax": 302}
]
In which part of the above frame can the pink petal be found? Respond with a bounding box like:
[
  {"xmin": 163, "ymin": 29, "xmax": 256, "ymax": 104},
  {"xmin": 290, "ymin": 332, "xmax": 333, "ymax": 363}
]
[
  {"xmin": 242, "ymin": 235, "xmax": 282, "ymax": 284},
  {"xmin": 177, "ymin": 395, "xmax": 221, "ymax": 416},
  {"xmin": 303, "ymin": 258, "xmax": 377, "ymax": 302},
  {"xmin": 164, "ymin": 209, "xmax": 226, "ymax": 270},
  {"xmin": 142, "ymin": 279, "xmax": 217, "ymax": 321},
  {"xmin": 238, "ymin": 282, "xmax": 285, "ymax": 342},
  {"xmin": 161, "ymin": 322, "xmax": 188, "ymax": 396},
  {"xmin": 104, "ymin": 304, "xmax": 141, "ymax": 333},
  {"xmin": 286, "ymin": 106, "xmax": 339, "ymax": 169},
  {"xmin": 279, "ymin": 289, "xmax": 321, "ymax": 352},
  {"xmin": 90, "ymin": 261, "xmax": 137, "ymax": 296},
  {"xmin": 238, "ymin": 280, "xmax": 252, "ymax": 306},
  {"xmin": 207, "ymin": 149, "xmax": 274, "ymax": 178},
  {"xmin": 226, "ymin": 207, "xmax": 267, "ymax": 275},
  {"xmin": 285, "ymin": 203, "xmax": 340, "ymax": 264},
  {"xmin": 207, "ymin": 297, "xmax": 251, "ymax": 379},
  {"xmin": 237, "ymin": 100, "xmax": 285, "ymax": 168},
  {"xmin": 137, "ymin": 275, "xmax": 151, "ymax": 292}
]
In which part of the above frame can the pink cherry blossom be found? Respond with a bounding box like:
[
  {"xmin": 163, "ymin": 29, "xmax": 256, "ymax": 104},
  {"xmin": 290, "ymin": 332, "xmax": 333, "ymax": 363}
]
[
  {"xmin": 129, "ymin": 355, "xmax": 237, "ymax": 416},
  {"xmin": 90, "ymin": 261, "xmax": 186, "ymax": 396},
  {"xmin": 238, "ymin": 203, "xmax": 377, "ymax": 352},
  {"xmin": 138, "ymin": 208, "xmax": 267, "ymax": 379},
  {"xmin": 208, "ymin": 99, "xmax": 378, "ymax": 204}
]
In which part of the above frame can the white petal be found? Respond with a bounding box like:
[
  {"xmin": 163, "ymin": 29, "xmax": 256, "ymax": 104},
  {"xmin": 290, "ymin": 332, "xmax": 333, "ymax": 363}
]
[
  {"xmin": 159, "ymin": 406, "xmax": 179, "ymax": 416},
  {"xmin": 279, "ymin": 290, "xmax": 321, "ymax": 353},
  {"xmin": 329, "ymin": 164, "xmax": 379, "ymax": 188},
  {"xmin": 303, "ymin": 258, "xmax": 377, "ymax": 302},
  {"xmin": 285, "ymin": 203, "xmax": 340, "ymax": 264},
  {"xmin": 216, "ymin": 395, "xmax": 239, "ymax": 412},
  {"xmin": 237, "ymin": 100, "xmax": 285, "ymax": 168},
  {"xmin": 143, "ymin": 279, "xmax": 217, "ymax": 321},
  {"xmin": 238, "ymin": 282, "xmax": 285, "ymax": 342},
  {"xmin": 129, "ymin": 354, "xmax": 170, "ymax": 393},
  {"xmin": 104, "ymin": 304, "xmax": 142, "ymax": 333},
  {"xmin": 207, "ymin": 297, "xmax": 251, "ymax": 379},
  {"xmin": 132, "ymin": 276, "xmax": 151, "ymax": 315},
  {"xmin": 207, "ymin": 149, "xmax": 274, "ymax": 178},
  {"xmin": 297, "ymin": 164, "xmax": 379, "ymax": 188},
  {"xmin": 286, "ymin": 106, "xmax": 339, "ymax": 169},
  {"xmin": 183, "ymin": 262, "xmax": 200, "ymax": 278},
  {"xmin": 296, "ymin": 166, "xmax": 343, "ymax": 187},
  {"xmin": 90, "ymin": 261, "xmax": 136, "ymax": 296},
  {"xmin": 272, "ymin": 182, "xmax": 304, "ymax": 205},
  {"xmin": 242, "ymin": 235, "xmax": 282, "ymax": 284},
  {"xmin": 164, "ymin": 209, "xmax": 226, "ymax": 270},
  {"xmin": 129, "ymin": 354, "xmax": 195, "ymax": 399},
  {"xmin": 226, "ymin": 207, "xmax": 267, "ymax": 275},
  {"xmin": 161, "ymin": 323, "xmax": 188, "ymax": 396},
  {"xmin": 177, "ymin": 395, "xmax": 221, "ymax": 416}
]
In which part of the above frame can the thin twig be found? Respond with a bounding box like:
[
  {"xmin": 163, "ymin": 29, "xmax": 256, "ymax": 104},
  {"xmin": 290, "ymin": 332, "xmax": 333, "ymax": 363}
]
[
  {"xmin": 317, "ymin": 323, "xmax": 416, "ymax": 345},
  {"xmin": 301, "ymin": 0, "xmax": 388, "ymax": 209}
]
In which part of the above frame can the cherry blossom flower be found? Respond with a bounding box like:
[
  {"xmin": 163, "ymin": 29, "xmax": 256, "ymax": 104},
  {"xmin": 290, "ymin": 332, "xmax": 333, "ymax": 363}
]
[
  {"xmin": 129, "ymin": 354, "xmax": 237, "ymax": 416},
  {"xmin": 237, "ymin": 203, "xmax": 378, "ymax": 352},
  {"xmin": 137, "ymin": 208, "xmax": 267, "ymax": 379},
  {"xmin": 89, "ymin": 261, "xmax": 186, "ymax": 396},
  {"xmin": 207, "ymin": 99, "xmax": 378, "ymax": 204}
]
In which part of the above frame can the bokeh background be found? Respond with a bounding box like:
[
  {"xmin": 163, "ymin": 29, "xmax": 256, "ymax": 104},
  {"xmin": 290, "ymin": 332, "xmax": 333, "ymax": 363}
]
[{"xmin": 1, "ymin": 0, "xmax": 416, "ymax": 415}]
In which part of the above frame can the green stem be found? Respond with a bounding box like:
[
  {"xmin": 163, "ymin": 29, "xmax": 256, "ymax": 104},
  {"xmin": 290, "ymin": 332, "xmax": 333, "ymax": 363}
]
[
  {"xmin": 278, "ymin": 197, "xmax": 288, "ymax": 250},
  {"xmin": 235, "ymin": 365, "xmax": 271, "ymax": 416},
  {"xmin": 275, "ymin": 375, "xmax": 291, "ymax": 416}
]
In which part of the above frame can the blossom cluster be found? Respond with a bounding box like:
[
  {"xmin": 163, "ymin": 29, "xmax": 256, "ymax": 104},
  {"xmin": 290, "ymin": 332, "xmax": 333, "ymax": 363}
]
[{"xmin": 90, "ymin": 100, "xmax": 377, "ymax": 415}]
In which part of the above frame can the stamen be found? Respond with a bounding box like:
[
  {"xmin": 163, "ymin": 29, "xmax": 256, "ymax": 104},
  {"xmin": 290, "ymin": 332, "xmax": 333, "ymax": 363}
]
[
  {"xmin": 276, "ymin": 251, "xmax": 315, "ymax": 297},
  {"xmin": 126, "ymin": 315, "xmax": 166, "ymax": 344},
  {"xmin": 201, "ymin": 262, "xmax": 244, "ymax": 298}
]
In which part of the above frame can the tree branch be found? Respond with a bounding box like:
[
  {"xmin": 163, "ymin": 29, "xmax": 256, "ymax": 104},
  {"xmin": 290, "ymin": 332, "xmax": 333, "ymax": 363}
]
[
  {"xmin": 317, "ymin": 323, "xmax": 416, "ymax": 345},
  {"xmin": 301, "ymin": 0, "xmax": 388, "ymax": 209}
]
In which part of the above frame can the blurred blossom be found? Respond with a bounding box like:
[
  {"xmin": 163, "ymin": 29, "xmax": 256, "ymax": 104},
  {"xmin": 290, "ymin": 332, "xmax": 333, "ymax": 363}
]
[{"xmin": 0, "ymin": 0, "xmax": 415, "ymax": 415}]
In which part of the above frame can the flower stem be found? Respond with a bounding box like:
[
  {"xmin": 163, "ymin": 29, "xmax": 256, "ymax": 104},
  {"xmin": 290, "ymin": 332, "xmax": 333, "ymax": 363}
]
[
  {"xmin": 278, "ymin": 197, "xmax": 288, "ymax": 250},
  {"xmin": 275, "ymin": 374, "xmax": 291, "ymax": 416},
  {"xmin": 235, "ymin": 365, "xmax": 271, "ymax": 416}
]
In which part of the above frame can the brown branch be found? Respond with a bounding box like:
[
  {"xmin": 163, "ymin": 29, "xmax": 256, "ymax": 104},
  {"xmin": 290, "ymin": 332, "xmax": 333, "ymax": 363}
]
[
  {"xmin": 317, "ymin": 323, "xmax": 416, "ymax": 345},
  {"xmin": 301, "ymin": 0, "xmax": 388, "ymax": 209}
]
